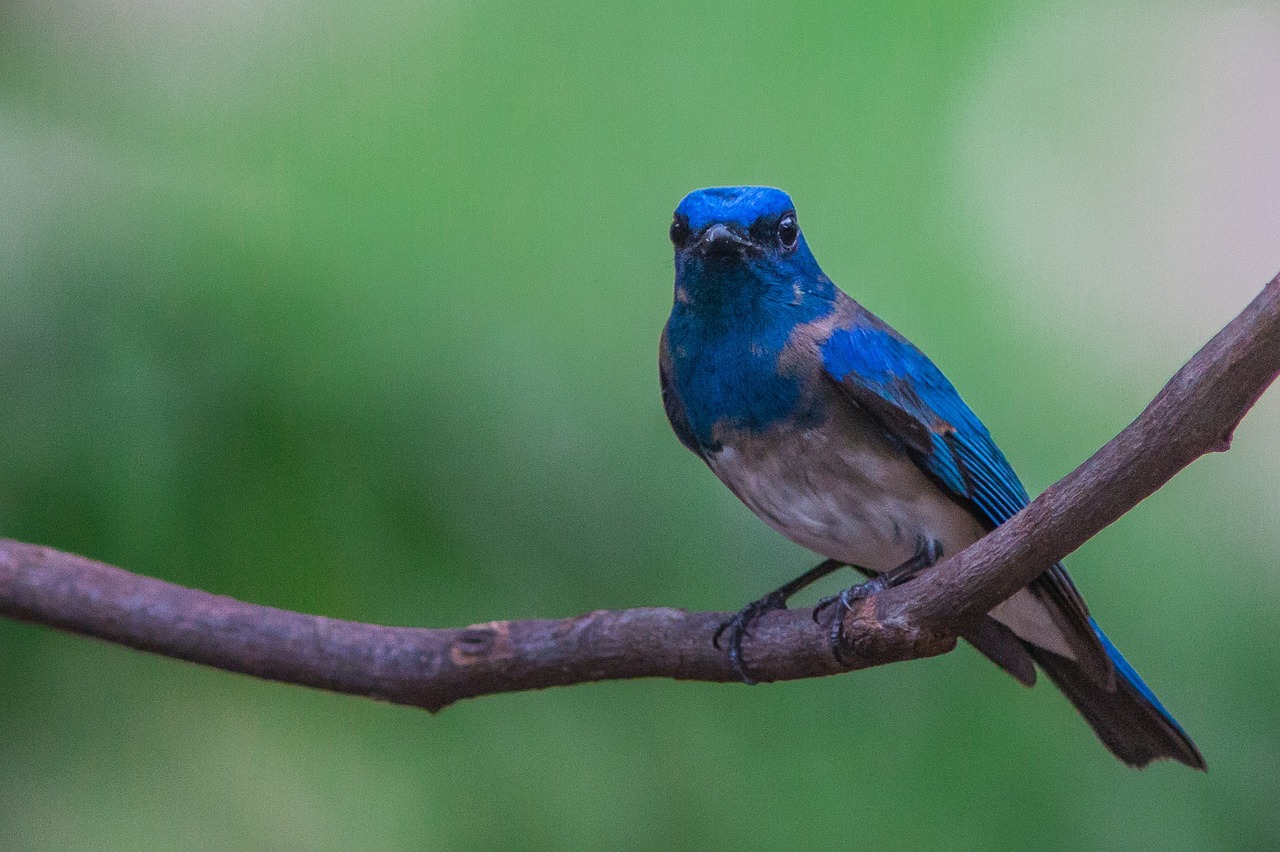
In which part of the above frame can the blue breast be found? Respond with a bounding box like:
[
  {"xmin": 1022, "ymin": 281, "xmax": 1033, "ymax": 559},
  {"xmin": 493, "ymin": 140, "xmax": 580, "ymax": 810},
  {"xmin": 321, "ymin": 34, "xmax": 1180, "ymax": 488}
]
[{"xmin": 665, "ymin": 279, "xmax": 834, "ymax": 449}]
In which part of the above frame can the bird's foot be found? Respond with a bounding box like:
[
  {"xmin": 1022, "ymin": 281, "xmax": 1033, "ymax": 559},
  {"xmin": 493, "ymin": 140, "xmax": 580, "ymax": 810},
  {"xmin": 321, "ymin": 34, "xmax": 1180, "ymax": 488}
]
[
  {"xmin": 811, "ymin": 578, "xmax": 888, "ymax": 664},
  {"xmin": 810, "ymin": 538, "xmax": 941, "ymax": 665},
  {"xmin": 712, "ymin": 559, "xmax": 847, "ymax": 683},
  {"xmin": 713, "ymin": 589, "xmax": 790, "ymax": 685}
]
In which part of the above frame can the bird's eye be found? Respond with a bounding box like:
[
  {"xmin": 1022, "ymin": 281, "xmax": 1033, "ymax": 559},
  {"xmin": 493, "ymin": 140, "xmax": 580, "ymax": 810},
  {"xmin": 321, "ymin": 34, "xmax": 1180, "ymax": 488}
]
[
  {"xmin": 670, "ymin": 216, "xmax": 691, "ymax": 248},
  {"xmin": 777, "ymin": 213, "xmax": 799, "ymax": 250}
]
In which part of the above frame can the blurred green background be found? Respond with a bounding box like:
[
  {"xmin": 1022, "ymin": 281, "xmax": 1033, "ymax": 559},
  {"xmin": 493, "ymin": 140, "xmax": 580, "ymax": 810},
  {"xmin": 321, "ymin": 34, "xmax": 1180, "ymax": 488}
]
[{"xmin": 2, "ymin": 1, "xmax": 1278, "ymax": 849}]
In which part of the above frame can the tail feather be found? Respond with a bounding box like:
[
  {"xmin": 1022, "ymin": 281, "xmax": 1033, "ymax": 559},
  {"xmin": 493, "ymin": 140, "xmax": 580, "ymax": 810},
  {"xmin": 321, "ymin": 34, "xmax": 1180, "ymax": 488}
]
[
  {"xmin": 964, "ymin": 615, "xmax": 1037, "ymax": 687},
  {"xmin": 1026, "ymin": 620, "xmax": 1205, "ymax": 770}
]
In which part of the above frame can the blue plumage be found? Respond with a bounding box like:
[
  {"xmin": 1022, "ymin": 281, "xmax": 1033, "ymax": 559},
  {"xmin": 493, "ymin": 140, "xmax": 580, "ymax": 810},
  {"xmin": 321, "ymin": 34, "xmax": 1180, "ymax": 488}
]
[
  {"xmin": 822, "ymin": 323, "xmax": 1030, "ymax": 522},
  {"xmin": 664, "ymin": 188, "xmax": 834, "ymax": 451},
  {"xmin": 660, "ymin": 186, "xmax": 1204, "ymax": 769},
  {"xmin": 675, "ymin": 185, "xmax": 799, "ymax": 231},
  {"xmin": 663, "ymin": 264, "xmax": 823, "ymax": 449}
]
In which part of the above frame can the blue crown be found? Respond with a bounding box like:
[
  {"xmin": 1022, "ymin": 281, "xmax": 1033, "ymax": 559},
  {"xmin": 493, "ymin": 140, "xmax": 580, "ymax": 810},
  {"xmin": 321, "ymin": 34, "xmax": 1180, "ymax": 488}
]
[{"xmin": 675, "ymin": 186, "xmax": 795, "ymax": 231}]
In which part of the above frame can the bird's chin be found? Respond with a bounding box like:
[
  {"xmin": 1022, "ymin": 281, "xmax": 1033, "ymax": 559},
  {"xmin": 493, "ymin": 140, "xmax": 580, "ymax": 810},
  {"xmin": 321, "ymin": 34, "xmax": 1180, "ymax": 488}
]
[{"xmin": 686, "ymin": 247, "xmax": 753, "ymax": 269}]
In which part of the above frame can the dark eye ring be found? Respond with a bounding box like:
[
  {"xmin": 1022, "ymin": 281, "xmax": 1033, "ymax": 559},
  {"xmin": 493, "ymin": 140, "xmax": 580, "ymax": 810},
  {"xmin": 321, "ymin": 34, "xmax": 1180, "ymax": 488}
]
[
  {"xmin": 777, "ymin": 213, "xmax": 799, "ymax": 249},
  {"xmin": 670, "ymin": 216, "xmax": 691, "ymax": 248}
]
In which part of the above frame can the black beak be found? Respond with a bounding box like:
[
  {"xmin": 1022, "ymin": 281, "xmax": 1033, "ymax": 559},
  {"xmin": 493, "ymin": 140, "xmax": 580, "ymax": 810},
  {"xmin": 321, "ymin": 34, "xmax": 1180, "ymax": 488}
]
[{"xmin": 694, "ymin": 223, "xmax": 752, "ymax": 256}]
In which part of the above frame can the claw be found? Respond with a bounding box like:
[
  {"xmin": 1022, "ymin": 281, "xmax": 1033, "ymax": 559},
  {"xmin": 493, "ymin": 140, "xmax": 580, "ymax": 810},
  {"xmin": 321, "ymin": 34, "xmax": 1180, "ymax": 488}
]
[
  {"xmin": 829, "ymin": 593, "xmax": 849, "ymax": 664},
  {"xmin": 713, "ymin": 589, "xmax": 788, "ymax": 685},
  {"xmin": 711, "ymin": 619, "xmax": 731, "ymax": 651},
  {"xmin": 814, "ymin": 577, "xmax": 888, "ymax": 664},
  {"xmin": 811, "ymin": 593, "xmax": 839, "ymax": 624},
  {"xmin": 713, "ymin": 559, "xmax": 851, "ymax": 683},
  {"xmin": 813, "ymin": 577, "xmax": 885, "ymax": 622}
]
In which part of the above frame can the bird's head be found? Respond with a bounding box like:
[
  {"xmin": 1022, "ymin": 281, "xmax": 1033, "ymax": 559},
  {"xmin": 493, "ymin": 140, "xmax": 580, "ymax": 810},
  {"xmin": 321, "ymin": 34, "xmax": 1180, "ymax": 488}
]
[{"xmin": 669, "ymin": 186, "xmax": 830, "ymax": 314}]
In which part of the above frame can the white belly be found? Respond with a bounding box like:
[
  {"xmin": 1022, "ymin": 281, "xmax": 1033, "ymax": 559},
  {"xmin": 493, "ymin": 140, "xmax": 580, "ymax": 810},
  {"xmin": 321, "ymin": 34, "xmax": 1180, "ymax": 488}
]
[
  {"xmin": 706, "ymin": 422, "xmax": 988, "ymax": 574},
  {"xmin": 706, "ymin": 419, "xmax": 1078, "ymax": 660}
]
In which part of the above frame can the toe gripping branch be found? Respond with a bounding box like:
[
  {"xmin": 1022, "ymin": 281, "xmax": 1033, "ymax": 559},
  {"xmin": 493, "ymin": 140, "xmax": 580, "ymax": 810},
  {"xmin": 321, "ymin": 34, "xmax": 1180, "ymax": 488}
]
[
  {"xmin": 713, "ymin": 542, "xmax": 940, "ymax": 683},
  {"xmin": 713, "ymin": 558, "xmax": 845, "ymax": 684},
  {"xmin": 811, "ymin": 537, "xmax": 942, "ymax": 664}
]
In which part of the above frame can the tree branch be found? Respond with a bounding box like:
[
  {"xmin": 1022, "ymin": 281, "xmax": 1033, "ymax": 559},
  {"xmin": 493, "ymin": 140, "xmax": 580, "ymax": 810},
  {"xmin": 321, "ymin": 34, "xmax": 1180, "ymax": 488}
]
[{"xmin": 2, "ymin": 273, "xmax": 1277, "ymax": 712}]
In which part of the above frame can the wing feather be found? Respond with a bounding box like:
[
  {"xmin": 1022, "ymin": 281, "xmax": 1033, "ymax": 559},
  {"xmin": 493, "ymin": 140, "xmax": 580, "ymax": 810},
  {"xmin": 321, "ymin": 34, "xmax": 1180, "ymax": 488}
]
[{"xmin": 821, "ymin": 322, "xmax": 1109, "ymax": 684}]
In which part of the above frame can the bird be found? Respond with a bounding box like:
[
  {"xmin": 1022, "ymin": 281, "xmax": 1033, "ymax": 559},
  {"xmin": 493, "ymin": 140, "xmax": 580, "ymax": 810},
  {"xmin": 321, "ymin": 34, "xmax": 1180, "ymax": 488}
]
[{"xmin": 658, "ymin": 185, "xmax": 1205, "ymax": 770}]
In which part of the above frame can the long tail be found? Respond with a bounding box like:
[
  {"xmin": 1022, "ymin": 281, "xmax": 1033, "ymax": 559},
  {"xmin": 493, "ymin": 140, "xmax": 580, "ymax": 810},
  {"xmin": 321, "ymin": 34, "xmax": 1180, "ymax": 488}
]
[{"xmin": 1024, "ymin": 618, "xmax": 1205, "ymax": 770}]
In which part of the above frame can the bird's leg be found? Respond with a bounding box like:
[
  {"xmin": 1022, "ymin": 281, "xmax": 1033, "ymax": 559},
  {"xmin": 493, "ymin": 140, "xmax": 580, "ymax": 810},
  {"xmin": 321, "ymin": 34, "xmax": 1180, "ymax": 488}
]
[
  {"xmin": 813, "ymin": 537, "xmax": 943, "ymax": 664},
  {"xmin": 714, "ymin": 558, "xmax": 847, "ymax": 685}
]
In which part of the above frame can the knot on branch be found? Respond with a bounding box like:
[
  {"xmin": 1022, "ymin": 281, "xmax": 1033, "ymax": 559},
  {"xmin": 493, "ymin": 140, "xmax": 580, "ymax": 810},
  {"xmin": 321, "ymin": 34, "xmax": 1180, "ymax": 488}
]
[
  {"xmin": 450, "ymin": 621, "xmax": 513, "ymax": 665},
  {"xmin": 837, "ymin": 597, "xmax": 958, "ymax": 667}
]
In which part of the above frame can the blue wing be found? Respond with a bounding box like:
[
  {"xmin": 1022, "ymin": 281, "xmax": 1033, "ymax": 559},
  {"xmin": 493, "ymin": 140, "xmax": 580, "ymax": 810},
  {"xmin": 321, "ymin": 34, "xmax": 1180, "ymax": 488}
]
[
  {"xmin": 819, "ymin": 318, "xmax": 1205, "ymax": 768},
  {"xmin": 820, "ymin": 320, "xmax": 1099, "ymax": 665},
  {"xmin": 821, "ymin": 323, "xmax": 1030, "ymax": 528}
]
